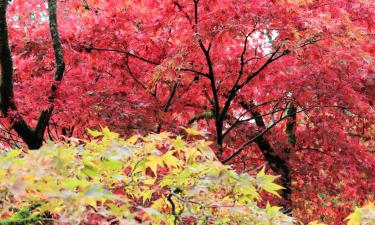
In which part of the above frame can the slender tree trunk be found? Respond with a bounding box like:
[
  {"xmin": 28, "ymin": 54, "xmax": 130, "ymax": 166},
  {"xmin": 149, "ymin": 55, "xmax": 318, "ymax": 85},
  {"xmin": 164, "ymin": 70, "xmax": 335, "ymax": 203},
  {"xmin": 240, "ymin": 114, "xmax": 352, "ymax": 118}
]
[
  {"xmin": 215, "ymin": 119, "xmax": 224, "ymax": 158},
  {"xmin": 242, "ymin": 100, "xmax": 294, "ymax": 214},
  {"xmin": 0, "ymin": 0, "xmax": 14, "ymax": 116},
  {"xmin": 282, "ymin": 102, "xmax": 297, "ymax": 214},
  {"xmin": 0, "ymin": 0, "xmax": 65, "ymax": 149}
]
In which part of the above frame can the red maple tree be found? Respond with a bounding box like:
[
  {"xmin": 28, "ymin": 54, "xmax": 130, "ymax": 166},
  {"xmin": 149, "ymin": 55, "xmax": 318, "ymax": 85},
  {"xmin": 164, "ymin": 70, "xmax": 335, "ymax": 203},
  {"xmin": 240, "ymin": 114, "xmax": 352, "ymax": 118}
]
[{"xmin": 0, "ymin": 0, "xmax": 374, "ymax": 223}]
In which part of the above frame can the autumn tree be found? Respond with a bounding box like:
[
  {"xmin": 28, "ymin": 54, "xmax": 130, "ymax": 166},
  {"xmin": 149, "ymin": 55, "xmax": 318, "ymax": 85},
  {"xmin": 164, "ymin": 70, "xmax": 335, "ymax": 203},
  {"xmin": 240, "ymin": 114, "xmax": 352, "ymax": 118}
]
[
  {"xmin": 0, "ymin": 0, "xmax": 373, "ymax": 223},
  {"xmin": 67, "ymin": 0, "xmax": 373, "ymax": 219}
]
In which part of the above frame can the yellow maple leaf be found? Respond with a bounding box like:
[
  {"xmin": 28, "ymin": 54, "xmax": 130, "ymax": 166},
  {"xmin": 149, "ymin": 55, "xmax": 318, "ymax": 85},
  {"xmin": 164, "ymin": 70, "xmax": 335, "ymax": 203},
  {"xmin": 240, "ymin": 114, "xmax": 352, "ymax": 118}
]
[{"xmin": 183, "ymin": 125, "xmax": 206, "ymax": 136}]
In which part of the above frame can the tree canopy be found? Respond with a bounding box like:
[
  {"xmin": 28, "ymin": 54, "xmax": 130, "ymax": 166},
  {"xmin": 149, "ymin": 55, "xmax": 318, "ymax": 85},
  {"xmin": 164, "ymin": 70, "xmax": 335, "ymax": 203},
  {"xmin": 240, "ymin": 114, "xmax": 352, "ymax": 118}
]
[{"xmin": 0, "ymin": 0, "xmax": 374, "ymax": 224}]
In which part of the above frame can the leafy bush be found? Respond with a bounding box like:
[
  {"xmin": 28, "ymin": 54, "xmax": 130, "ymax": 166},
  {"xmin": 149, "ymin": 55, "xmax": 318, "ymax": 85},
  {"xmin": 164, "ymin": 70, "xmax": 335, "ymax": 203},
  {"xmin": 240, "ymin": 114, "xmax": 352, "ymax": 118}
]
[
  {"xmin": 0, "ymin": 128, "xmax": 373, "ymax": 224},
  {"xmin": 0, "ymin": 128, "xmax": 292, "ymax": 224}
]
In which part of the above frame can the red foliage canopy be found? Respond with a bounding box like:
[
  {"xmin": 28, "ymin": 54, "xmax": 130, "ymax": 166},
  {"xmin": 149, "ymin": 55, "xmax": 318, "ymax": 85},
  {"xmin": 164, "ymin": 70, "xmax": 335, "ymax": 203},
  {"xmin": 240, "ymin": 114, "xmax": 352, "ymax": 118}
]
[{"xmin": 0, "ymin": 0, "xmax": 374, "ymax": 223}]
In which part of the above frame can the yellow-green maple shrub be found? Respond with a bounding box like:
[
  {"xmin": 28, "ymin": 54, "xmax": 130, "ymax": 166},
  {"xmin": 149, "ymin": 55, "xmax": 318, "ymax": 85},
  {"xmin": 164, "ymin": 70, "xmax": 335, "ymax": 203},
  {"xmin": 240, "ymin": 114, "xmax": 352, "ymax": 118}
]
[{"xmin": 0, "ymin": 128, "xmax": 294, "ymax": 224}]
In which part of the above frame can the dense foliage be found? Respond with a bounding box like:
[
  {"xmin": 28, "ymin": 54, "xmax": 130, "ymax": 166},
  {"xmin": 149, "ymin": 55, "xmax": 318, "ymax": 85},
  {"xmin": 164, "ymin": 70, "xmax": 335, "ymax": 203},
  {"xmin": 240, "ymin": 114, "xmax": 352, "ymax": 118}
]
[
  {"xmin": 0, "ymin": 0, "xmax": 373, "ymax": 224},
  {"xmin": 0, "ymin": 129, "xmax": 373, "ymax": 225},
  {"xmin": 0, "ymin": 129, "xmax": 293, "ymax": 224}
]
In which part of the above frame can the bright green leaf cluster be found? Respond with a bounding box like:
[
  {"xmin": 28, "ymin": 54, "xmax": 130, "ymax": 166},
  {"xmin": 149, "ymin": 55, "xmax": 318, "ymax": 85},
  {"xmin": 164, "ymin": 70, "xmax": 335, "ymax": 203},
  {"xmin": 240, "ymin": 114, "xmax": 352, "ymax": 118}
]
[{"xmin": 0, "ymin": 128, "xmax": 293, "ymax": 224}]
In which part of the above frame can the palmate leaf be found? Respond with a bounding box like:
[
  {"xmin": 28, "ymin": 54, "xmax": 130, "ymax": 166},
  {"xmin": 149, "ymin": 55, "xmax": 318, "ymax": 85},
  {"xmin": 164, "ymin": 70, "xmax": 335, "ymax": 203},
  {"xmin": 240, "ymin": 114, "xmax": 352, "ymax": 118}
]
[
  {"xmin": 87, "ymin": 128, "xmax": 102, "ymax": 138},
  {"xmin": 183, "ymin": 124, "xmax": 207, "ymax": 136},
  {"xmin": 256, "ymin": 166, "xmax": 284, "ymax": 197}
]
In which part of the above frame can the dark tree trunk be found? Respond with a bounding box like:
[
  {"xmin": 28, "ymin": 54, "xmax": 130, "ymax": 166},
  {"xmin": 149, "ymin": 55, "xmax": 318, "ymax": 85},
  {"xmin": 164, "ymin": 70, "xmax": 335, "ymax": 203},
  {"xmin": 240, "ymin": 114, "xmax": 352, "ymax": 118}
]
[
  {"xmin": 0, "ymin": 0, "xmax": 65, "ymax": 149},
  {"xmin": 240, "ymin": 100, "xmax": 293, "ymax": 214}
]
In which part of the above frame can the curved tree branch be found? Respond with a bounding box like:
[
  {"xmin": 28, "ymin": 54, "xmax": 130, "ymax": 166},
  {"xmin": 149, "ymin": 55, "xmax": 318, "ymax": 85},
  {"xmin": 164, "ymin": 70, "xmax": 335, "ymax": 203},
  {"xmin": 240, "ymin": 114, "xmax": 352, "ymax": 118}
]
[{"xmin": 48, "ymin": 0, "xmax": 65, "ymax": 82}]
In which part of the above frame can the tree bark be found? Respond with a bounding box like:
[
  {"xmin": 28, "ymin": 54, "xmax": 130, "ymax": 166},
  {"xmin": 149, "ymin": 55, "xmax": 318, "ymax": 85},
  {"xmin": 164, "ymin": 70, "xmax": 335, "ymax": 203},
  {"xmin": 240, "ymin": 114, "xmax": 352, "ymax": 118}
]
[
  {"xmin": 0, "ymin": 0, "xmax": 65, "ymax": 149},
  {"xmin": 241, "ymin": 100, "xmax": 293, "ymax": 214},
  {"xmin": 0, "ymin": 0, "xmax": 14, "ymax": 116}
]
